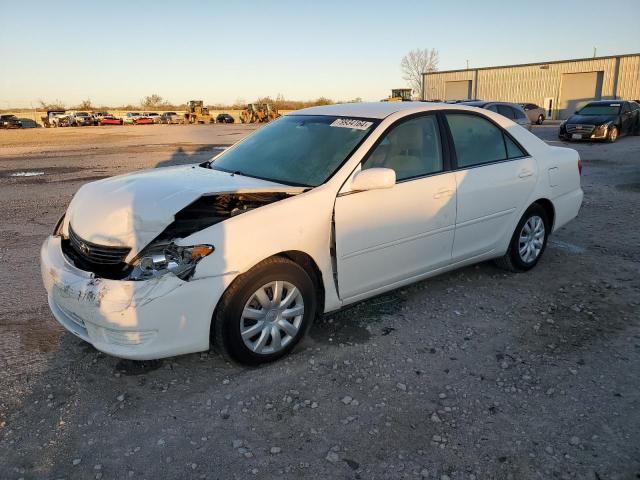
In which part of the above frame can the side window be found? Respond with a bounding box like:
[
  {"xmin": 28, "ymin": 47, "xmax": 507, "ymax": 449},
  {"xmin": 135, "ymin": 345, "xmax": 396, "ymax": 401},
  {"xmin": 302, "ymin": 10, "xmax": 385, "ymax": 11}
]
[
  {"xmin": 445, "ymin": 113, "xmax": 525, "ymax": 168},
  {"xmin": 511, "ymin": 106, "xmax": 528, "ymax": 120},
  {"xmin": 497, "ymin": 105, "xmax": 516, "ymax": 119},
  {"xmin": 621, "ymin": 103, "xmax": 630, "ymax": 114},
  {"xmin": 362, "ymin": 115, "xmax": 443, "ymax": 181},
  {"xmin": 505, "ymin": 135, "xmax": 526, "ymax": 158},
  {"xmin": 485, "ymin": 104, "xmax": 498, "ymax": 113}
]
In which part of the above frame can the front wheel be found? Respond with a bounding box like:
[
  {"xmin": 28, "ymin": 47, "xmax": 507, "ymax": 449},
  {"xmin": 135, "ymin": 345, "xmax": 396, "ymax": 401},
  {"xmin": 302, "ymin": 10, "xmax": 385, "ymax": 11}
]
[
  {"xmin": 213, "ymin": 257, "xmax": 317, "ymax": 365},
  {"xmin": 495, "ymin": 204, "xmax": 549, "ymax": 272},
  {"xmin": 607, "ymin": 125, "xmax": 618, "ymax": 143},
  {"xmin": 536, "ymin": 114, "xmax": 544, "ymax": 125}
]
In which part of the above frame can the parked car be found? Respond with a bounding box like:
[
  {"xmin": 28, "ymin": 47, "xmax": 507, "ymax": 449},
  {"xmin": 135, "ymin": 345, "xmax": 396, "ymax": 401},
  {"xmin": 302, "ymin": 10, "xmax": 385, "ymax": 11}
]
[
  {"xmin": 160, "ymin": 112, "xmax": 184, "ymax": 124},
  {"xmin": 123, "ymin": 112, "xmax": 141, "ymax": 125},
  {"xmin": 70, "ymin": 112, "xmax": 95, "ymax": 126},
  {"xmin": 559, "ymin": 100, "xmax": 640, "ymax": 143},
  {"xmin": 460, "ymin": 101, "xmax": 531, "ymax": 130},
  {"xmin": 41, "ymin": 110, "xmax": 72, "ymax": 128},
  {"xmin": 41, "ymin": 102, "xmax": 583, "ymax": 365},
  {"xmin": 216, "ymin": 113, "xmax": 235, "ymax": 124},
  {"xmin": 98, "ymin": 115, "xmax": 123, "ymax": 126},
  {"xmin": 0, "ymin": 114, "xmax": 23, "ymax": 129},
  {"xmin": 521, "ymin": 103, "xmax": 546, "ymax": 125},
  {"xmin": 143, "ymin": 112, "xmax": 162, "ymax": 124},
  {"xmin": 92, "ymin": 111, "xmax": 110, "ymax": 124},
  {"xmin": 134, "ymin": 116, "xmax": 155, "ymax": 125}
]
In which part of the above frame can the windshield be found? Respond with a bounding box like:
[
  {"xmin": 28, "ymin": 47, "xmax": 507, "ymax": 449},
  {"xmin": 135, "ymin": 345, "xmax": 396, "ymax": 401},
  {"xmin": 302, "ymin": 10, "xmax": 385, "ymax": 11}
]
[
  {"xmin": 577, "ymin": 104, "xmax": 621, "ymax": 116},
  {"xmin": 209, "ymin": 115, "xmax": 378, "ymax": 186}
]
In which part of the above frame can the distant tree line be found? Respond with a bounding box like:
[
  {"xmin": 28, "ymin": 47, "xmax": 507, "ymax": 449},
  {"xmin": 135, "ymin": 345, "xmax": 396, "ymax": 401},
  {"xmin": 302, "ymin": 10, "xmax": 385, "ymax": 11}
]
[{"xmin": 30, "ymin": 94, "xmax": 364, "ymax": 112}]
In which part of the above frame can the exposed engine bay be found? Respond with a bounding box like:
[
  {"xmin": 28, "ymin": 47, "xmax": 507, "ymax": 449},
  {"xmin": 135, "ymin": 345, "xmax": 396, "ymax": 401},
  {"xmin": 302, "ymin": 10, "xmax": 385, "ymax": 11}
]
[
  {"xmin": 61, "ymin": 192, "xmax": 295, "ymax": 281},
  {"xmin": 155, "ymin": 192, "xmax": 293, "ymax": 242}
]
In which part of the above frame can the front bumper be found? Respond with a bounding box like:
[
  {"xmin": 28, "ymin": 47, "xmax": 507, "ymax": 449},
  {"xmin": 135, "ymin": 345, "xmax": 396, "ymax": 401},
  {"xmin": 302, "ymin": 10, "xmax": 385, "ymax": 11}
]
[
  {"xmin": 560, "ymin": 124, "xmax": 609, "ymax": 140},
  {"xmin": 40, "ymin": 236, "xmax": 228, "ymax": 360}
]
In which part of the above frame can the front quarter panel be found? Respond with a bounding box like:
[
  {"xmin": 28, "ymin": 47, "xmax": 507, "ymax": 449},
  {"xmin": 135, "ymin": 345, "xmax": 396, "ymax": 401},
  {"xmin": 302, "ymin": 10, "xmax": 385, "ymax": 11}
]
[{"xmin": 178, "ymin": 185, "xmax": 341, "ymax": 312}]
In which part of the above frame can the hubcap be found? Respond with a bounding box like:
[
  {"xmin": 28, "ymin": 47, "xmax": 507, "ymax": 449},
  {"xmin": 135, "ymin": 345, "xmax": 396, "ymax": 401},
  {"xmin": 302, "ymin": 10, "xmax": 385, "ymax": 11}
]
[
  {"xmin": 518, "ymin": 215, "xmax": 545, "ymax": 263},
  {"xmin": 610, "ymin": 128, "xmax": 617, "ymax": 141},
  {"xmin": 240, "ymin": 281, "xmax": 304, "ymax": 355}
]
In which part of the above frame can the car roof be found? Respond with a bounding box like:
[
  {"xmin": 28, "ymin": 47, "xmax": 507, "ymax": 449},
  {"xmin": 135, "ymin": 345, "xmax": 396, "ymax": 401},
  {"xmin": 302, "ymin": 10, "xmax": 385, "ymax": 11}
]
[
  {"xmin": 293, "ymin": 101, "xmax": 447, "ymax": 119},
  {"xmin": 584, "ymin": 100, "xmax": 626, "ymax": 105}
]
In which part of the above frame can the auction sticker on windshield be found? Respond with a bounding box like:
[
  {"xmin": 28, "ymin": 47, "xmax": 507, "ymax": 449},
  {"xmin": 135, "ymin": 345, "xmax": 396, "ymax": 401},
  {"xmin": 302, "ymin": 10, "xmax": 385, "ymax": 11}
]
[{"xmin": 330, "ymin": 118, "xmax": 373, "ymax": 130}]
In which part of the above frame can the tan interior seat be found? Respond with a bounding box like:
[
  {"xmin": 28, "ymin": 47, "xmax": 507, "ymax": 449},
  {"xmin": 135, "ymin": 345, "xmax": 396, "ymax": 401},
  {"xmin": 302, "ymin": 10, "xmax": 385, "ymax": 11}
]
[{"xmin": 384, "ymin": 123, "xmax": 425, "ymax": 179}]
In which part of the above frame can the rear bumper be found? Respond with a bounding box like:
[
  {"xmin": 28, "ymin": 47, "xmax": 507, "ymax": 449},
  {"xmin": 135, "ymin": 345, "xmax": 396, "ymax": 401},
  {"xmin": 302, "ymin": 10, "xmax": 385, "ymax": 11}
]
[
  {"xmin": 553, "ymin": 188, "xmax": 583, "ymax": 232},
  {"xmin": 41, "ymin": 236, "xmax": 228, "ymax": 360}
]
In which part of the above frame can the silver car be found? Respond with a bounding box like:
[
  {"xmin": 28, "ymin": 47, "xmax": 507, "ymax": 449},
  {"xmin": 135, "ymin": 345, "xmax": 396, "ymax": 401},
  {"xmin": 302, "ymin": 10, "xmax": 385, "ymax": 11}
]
[
  {"xmin": 460, "ymin": 101, "xmax": 532, "ymax": 130},
  {"xmin": 521, "ymin": 103, "xmax": 546, "ymax": 125}
]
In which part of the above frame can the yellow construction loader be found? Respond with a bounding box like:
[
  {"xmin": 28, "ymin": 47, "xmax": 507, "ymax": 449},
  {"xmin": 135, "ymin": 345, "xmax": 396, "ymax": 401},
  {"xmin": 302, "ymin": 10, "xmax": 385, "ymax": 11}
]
[
  {"xmin": 382, "ymin": 89, "xmax": 413, "ymax": 102},
  {"xmin": 239, "ymin": 104, "xmax": 281, "ymax": 123},
  {"xmin": 184, "ymin": 100, "xmax": 213, "ymax": 124}
]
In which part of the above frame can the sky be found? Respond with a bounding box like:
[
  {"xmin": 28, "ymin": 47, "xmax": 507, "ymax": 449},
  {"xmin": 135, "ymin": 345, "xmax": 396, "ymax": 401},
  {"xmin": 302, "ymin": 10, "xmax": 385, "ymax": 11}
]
[{"xmin": 1, "ymin": 0, "xmax": 640, "ymax": 108}]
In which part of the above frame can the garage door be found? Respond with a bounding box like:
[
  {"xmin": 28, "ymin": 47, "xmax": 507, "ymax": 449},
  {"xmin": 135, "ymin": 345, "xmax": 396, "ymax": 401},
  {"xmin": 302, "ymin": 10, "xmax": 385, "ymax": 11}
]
[
  {"xmin": 445, "ymin": 80, "xmax": 472, "ymax": 101},
  {"xmin": 558, "ymin": 71, "xmax": 603, "ymax": 120}
]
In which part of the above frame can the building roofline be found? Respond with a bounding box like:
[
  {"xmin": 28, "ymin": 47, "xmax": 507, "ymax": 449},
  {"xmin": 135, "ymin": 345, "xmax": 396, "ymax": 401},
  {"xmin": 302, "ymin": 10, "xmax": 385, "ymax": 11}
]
[{"xmin": 422, "ymin": 52, "xmax": 640, "ymax": 75}]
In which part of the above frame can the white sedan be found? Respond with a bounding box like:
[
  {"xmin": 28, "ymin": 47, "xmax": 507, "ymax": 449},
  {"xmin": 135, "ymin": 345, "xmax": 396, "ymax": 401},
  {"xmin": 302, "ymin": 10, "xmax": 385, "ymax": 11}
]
[{"xmin": 40, "ymin": 102, "xmax": 583, "ymax": 364}]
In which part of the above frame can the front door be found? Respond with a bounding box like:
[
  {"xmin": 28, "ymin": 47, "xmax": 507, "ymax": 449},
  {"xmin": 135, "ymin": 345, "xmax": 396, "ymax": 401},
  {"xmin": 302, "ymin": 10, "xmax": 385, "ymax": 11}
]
[{"xmin": 334, "ymin": 114, "xmax": 457, "ymax": 301}]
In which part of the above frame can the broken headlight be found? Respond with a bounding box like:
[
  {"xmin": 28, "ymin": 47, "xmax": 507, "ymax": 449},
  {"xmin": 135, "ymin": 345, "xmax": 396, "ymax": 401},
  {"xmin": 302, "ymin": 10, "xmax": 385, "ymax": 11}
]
[{"xmin": 128, "ymin": 243, "xmax": 214, "ymax": 281}]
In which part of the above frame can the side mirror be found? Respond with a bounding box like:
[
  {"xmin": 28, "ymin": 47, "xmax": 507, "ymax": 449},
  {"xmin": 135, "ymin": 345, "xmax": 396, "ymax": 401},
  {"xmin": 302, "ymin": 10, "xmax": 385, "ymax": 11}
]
[{"xmin": 351, "ymin": 168, "xmax": 396, "ymax": 191}]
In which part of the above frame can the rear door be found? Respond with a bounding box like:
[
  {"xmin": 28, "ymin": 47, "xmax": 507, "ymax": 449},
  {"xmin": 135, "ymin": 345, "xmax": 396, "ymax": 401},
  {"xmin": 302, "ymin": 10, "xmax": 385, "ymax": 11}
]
[
  {"xmin": 443, "ymin": 112, "xmax": 537, "ymax": 261},
  {"xmin": 620, "ymin": 103, "xmax": 634, "ymax": 134}
]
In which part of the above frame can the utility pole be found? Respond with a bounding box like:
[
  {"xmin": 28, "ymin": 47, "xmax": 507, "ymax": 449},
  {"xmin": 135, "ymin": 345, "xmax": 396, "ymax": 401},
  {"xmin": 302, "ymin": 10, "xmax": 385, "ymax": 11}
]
[
  {"xmin": 466, "ymin": 59, "xmax": 469, "ymax": 70},
  {"xmin": 593, "ymin": 47, "xmax": 597, "ymax": 58}
]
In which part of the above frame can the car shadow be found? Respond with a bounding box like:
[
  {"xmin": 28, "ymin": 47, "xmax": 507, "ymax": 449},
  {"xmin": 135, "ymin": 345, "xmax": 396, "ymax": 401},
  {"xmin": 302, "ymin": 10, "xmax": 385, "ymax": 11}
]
[{"xmin": 154, "ymin": 145, "xmax": 229, "ymax": 169}]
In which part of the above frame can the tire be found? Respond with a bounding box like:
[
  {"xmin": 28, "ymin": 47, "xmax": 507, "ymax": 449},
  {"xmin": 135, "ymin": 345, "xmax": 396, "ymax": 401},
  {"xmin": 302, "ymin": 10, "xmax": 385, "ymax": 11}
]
[
  {"xmin": 494, "ymin": 204, "xmax": 549, "ymax": 272},
  {"xmin": 536, "ymin": 114, "xmax": 544, "ymax": 125},
  {"xmin": 607, "ymin": 125, "xmax": 618, "ymax": 143},
  {"xmin": 213, "ymin": 256, "xmax": 317, "ymax": 365}
]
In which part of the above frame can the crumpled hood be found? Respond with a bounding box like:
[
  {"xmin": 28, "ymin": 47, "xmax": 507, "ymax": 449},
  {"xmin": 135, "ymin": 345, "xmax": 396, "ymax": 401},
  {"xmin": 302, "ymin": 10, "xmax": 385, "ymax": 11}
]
[{"xmin": 65, "ymin": 164, "xmax": 301, "ymax": 255}]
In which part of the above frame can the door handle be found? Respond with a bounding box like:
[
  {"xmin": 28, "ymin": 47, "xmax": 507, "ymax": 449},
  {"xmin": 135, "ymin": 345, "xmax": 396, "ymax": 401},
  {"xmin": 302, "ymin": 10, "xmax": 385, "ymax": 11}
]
[
  {"xmin": 433, "ymin": 188, "xmax": 454, "ymax": 199},
  {"xmin": 518, "ymin": 169, "xmax": 533, "ymax": 178}
]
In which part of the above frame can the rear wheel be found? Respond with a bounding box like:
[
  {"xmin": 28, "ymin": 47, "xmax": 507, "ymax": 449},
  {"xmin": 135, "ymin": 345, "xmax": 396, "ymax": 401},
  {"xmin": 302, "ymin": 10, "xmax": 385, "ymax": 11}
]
[
  {"xmin": 495, "ymin": 204, "xmax": 549, "ymax": 272},
  {"xmin": 536, "ymin": 114, "xmax": 544, "ymax": 125},
  {"xmin": 213, "ymin": 257, "xmax": 317, "ymax": 365}
]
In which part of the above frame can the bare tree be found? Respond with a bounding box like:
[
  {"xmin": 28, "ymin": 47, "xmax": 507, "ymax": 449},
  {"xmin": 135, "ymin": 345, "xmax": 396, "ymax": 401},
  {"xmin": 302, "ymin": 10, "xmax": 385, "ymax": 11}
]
[
  {"xmin": 140, "ymin": 94, "xmax": 164, "ymax": 109},
  {"xmin": 400, "ymin": 48, "xmax": 439, "ymax": 99},
  {"xmin": 38, "ymin": 98, "xmax": 66, "ymax": 110},
  {"xmin": 75, "ymin": 98, "xmax": 94, "ymax": 111}
]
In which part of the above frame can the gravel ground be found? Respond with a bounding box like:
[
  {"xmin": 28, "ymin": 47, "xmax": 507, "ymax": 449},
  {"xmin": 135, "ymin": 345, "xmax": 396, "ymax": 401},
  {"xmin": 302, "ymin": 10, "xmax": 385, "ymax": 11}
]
[{"xmin": 0, "ymin": 124, "xmax": 638, "ymax": 480}]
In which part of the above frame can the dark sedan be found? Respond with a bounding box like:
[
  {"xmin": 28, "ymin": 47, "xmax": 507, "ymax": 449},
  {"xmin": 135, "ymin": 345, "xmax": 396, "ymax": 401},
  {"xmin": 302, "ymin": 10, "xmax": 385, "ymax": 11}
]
[
  {"xmin": 0, "ymin": 114, "xmax": 23, "ymax": 129},
  {"xmin": 216, "ymin": 113, "xmax": 235, "ymax": 124},
  {"xmin": 559, "ymin": 100, "xmax": 640, "ymax": 143}
]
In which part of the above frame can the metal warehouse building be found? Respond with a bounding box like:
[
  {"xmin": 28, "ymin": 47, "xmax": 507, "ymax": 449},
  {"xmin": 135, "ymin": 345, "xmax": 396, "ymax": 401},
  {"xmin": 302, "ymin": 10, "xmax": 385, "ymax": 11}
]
[{"xmin": 422, "ymin": 53, "xmax": 640, "ymax": 120}]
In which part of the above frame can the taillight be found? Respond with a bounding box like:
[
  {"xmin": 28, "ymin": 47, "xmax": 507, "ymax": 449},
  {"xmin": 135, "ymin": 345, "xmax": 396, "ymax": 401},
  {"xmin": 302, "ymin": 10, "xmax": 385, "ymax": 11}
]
[{"xmin": 578, "ymin": 158, "xmax": 583, "ymax": 176}]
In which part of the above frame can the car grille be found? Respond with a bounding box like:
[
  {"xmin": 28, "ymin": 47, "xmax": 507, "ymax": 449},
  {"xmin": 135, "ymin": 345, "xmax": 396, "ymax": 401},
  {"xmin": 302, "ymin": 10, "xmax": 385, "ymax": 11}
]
[
  {"xmin": 68, "ymin": 226, "xmax": 131, "ymax": 265},
  {"xmin": 565, "ymin": 124, "xmax": 595, "ymax": 135}
]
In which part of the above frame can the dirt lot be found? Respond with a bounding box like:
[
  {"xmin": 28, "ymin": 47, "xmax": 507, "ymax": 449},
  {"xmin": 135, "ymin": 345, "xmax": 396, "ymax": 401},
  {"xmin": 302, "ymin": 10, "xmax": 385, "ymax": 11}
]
[{"xmin": 0, "ymin": 124, "xmax": 638, "ymax": 480}]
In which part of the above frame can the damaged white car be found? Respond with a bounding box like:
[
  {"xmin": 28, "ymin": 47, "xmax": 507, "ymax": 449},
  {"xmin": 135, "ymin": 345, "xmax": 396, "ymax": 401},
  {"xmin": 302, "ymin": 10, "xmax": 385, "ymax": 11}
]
[{"xmin": 41, "ymin": 102, "xmax": 583, "ymax": 364}]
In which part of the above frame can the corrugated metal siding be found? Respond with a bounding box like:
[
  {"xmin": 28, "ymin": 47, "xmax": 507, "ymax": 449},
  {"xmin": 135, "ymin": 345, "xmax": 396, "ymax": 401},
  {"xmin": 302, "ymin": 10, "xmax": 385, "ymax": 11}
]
[
  {"xmin": 423, "ymin": 55, "xmax": 640, "ymax": 118},
  {"xmin": 424, "ymin": 71, "xmax": 474, "ymax": 101},
  {"xmin": 617, "ymin": 56, "xmax": 640, "ymax": 100}
]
